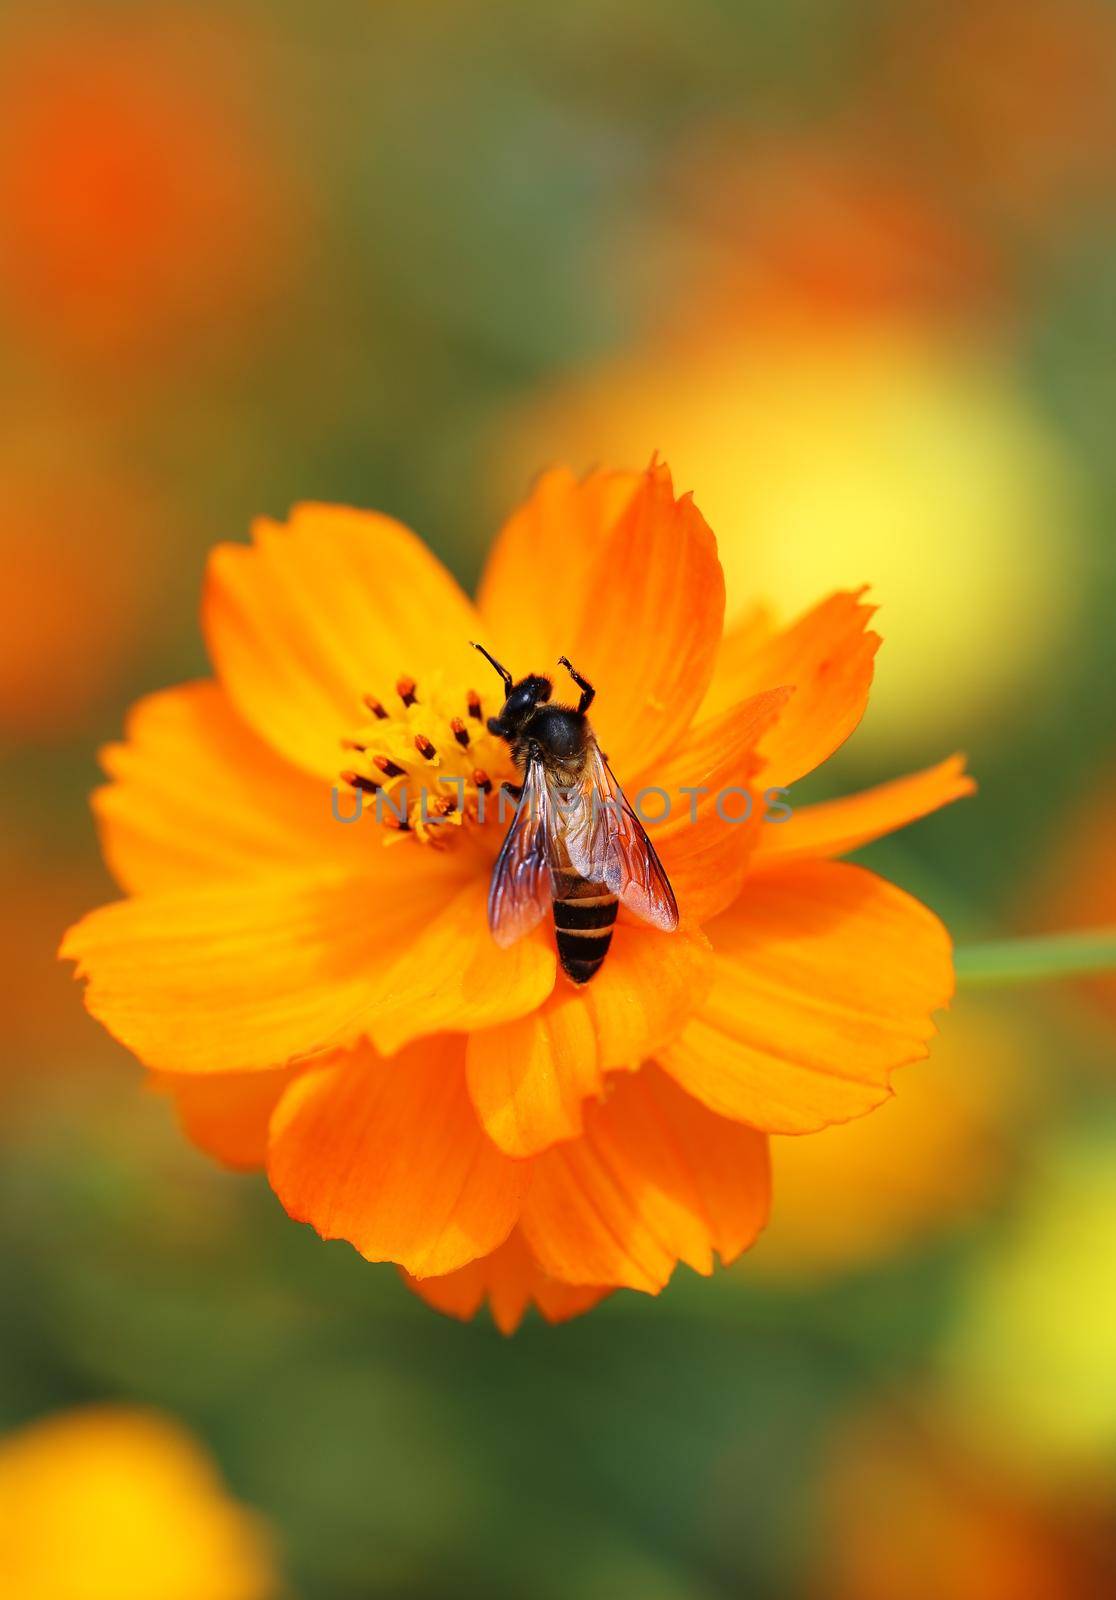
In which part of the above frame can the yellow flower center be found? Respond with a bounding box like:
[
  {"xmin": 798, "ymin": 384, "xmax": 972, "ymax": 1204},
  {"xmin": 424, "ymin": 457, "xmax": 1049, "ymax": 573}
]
[{"xmin": 339, "ymin": 671, "xmax": 514, "ymax": 845}]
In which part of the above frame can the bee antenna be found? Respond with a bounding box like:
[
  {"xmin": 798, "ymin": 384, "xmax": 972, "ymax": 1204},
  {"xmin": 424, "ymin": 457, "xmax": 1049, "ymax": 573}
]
[{"xmin": 469, "ymin": 642, "xmax": 513, "ymax": 689}]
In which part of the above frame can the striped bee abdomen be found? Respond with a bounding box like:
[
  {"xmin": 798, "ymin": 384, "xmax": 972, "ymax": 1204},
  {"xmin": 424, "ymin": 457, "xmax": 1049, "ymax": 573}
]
[{"xmin": 551, "ymin": 871, "xmax": 618, "ymax": 985}]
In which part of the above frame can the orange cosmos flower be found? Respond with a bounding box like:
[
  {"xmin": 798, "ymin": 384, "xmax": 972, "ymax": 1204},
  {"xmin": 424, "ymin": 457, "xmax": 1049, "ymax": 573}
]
[{"xmin": 62, "ymin": 460, "xmax": 972, "ymax": 1330}]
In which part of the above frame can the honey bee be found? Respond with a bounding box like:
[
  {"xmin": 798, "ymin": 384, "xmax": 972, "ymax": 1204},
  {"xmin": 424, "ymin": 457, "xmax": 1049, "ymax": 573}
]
[{"xmin": 472, "ymin": 644, "xmax": 679, "ymax": 984}]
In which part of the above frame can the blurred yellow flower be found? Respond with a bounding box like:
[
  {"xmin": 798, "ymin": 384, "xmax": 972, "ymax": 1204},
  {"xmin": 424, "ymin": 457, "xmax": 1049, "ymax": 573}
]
[
  {"xmin": 752, "ymin": 999, "xmax": 1024, "ymax": 1278},
  {"xmin": 0, "ymin": 1406, "xmax": 277, "ymax": 1600},
  {"xmin": 941, "ymin": 1123, "xmax": 1116, "ymax": 1480},
  {"xmin": 498, "ymin": 320, "xmax": 1080, "ymax": 759}
]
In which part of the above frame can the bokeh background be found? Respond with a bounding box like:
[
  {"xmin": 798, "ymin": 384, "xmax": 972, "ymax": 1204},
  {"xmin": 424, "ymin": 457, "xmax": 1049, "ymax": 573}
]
[{"xmin": 2, "ymin": 1, "xmax": 1115, "ymax": 1595}]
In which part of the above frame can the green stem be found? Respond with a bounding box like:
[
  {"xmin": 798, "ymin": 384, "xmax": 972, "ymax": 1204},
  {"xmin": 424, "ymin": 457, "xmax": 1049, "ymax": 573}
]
[{"xmin": 955, "ymin": 928, "xmax": 1116, "ymax": 987}]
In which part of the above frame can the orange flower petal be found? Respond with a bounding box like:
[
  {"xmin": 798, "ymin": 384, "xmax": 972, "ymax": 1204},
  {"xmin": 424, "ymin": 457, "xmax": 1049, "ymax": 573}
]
[
  {"xmin": 368, "ymin": 875, "xmax": 556, "ymax": 1056},
  {"xmin": 401, "ymin": 1228, "xmax": 610, "ymax": 1333},
  {"xmin": 465, "ymin": 923, "xmax": 712, "ymax": 1158},
  {"xmin": 203, "ymin": 504, "xmax": 482, "ymax": 779},
  {"xmin": 94, "ymin": 681, "xmax": 354, "ymax": 894},
  {"xmin": 61, "ymin": 865, "xmax": 433, "ymax": 1074},
  {"xmin": 476, "ymin": 465, "xmax": 640, "ymax": 668},
  {"xmin": 659, "ymin": 861, "xmax": 953, "ymax": 1134},
  {"xmin": 151, "ymin": 1066, "xmax": 302, "ymax": 1170},
  {"xmin": 520, "ymin": 1064, "xmax": 771, "ymax": 1293},
  {"xmin": 752, "ymin": 754, "xmax": 975, "ymax": 867},
  {"xmin": 61, "ymin": 860, "xmax": 551, "ymax": 1074},
  {"xmin": 645, "ymin": 685, "xmax": 794, "ymax": 923},
  {"xmin": 478, "ymin": 459, "xmax": 726, "ymax": 777},
  {"xmin": 702, "ymin": 590, "xmax": 880, "ymax": 786},
  {"xmin": 267, "ymin": 1038, "xmax": 528, "ymax": 1277}
]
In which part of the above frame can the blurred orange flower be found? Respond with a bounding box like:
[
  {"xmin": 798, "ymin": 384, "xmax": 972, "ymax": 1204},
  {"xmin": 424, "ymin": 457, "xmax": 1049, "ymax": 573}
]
[
  {"xmin": 1032, "ymin": 777, "xmax": 1116, "ymax": 1022},
  {"xmin": 813, "ymin": 1404, "xmax": 1116, "ymax": 1600},
  {"xmin": 0, "ymin": 445, "xmax": 160, "ymax": 741},
  {"xmin": 655, "ymin": 133, "xmax": 998, "ymax": 335},
  {"xmin": 0, "ymin": 852, "xmax": 122, "ymax": 1083},
  {"xmin": 0, "ymin": 1405, "xmax": 277, "ymax": 1600},
  {"xmin": 0, "ymin": 12, "xmax": 299, "ymax": 365},
  {"xmin": 63, "ymin": 461, "xmax": 971, "ymax": 1329},
  {"xmin": 882, "ymin": 0, "xmax": 1116, "ymax": 230}
]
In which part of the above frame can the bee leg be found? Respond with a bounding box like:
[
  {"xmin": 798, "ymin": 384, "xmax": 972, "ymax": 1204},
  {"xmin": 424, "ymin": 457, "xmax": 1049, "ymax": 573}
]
[{"xmin": 557, "ymin": 656, "xmax": 595, "ymax": 714}]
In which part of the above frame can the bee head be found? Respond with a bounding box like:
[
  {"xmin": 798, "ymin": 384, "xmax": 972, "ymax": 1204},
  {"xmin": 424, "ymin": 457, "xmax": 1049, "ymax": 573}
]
[
  {"xmin": 487, "ymin": 673, "xmax": 551, "ymax": 738},
  {"xmin": 471, "ymin": 642, "xmax": 552, "ymax": 737},
  {"xmin": 470, "ymin": 640, "xmax": 553, "ymax": 732}
]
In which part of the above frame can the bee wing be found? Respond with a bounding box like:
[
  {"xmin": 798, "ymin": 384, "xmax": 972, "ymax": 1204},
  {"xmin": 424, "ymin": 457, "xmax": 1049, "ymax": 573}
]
[
  {"xmin": 563, "ymin": 742, "xmax": 679, "ymax": 931},
  {"xmin": 488, "ymin": 757, "xmax": 555, "ymax": 947}
]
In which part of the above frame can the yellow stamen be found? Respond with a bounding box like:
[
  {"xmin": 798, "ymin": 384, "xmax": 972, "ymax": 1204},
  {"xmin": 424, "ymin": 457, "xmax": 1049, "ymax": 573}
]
[{"xmin": 340, "ymin": 671, "xmax": 512, "ymax": 843}]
